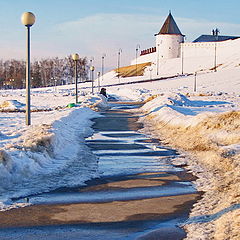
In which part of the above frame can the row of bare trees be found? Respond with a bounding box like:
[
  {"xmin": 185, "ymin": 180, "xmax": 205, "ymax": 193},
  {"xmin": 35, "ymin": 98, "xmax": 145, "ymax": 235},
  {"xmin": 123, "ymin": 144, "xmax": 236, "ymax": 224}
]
[{"xmin": 0, "ymin": 56, "xmax": 88, "ymax": 89}]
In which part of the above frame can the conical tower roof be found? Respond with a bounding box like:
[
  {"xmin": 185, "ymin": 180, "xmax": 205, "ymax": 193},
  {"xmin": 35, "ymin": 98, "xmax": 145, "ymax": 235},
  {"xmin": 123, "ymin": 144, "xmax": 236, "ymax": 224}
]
[{"xmin": 156, "ymin": 12, "xmax": 183, "ymax": 35}]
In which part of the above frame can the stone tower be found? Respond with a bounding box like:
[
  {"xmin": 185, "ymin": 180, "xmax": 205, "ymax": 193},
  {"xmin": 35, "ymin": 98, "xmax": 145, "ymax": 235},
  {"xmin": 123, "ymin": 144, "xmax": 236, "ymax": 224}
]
[{"xmin": 155, "ymin": 12, "xmax": 184, "ymax": 59}]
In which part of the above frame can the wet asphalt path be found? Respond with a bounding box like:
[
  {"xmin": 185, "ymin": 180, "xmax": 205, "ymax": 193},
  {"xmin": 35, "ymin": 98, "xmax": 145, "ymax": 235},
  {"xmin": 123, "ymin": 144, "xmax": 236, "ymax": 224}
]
[{"xmin": 0, "ymin": 102, "xmax": 200, "ymax": 240}]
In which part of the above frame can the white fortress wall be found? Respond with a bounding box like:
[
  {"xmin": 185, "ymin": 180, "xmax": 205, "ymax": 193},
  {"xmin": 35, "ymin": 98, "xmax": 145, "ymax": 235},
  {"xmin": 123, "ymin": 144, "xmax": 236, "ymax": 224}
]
[
  {"xmin": 155, "ymin": 38, "xmax": 240, "ymax": 78},
  {"xmin": 130, "ymin": 52, "xmax": 156, "ymax": 65},
  {"xmin": 157, "ymin": 58, "xmax": 182, "ymax": 76},
  {"xmin": 181, "ymin": 38, "xmax": 240, "ymax": 73},
  {"xmin": 182, "ymin": 38, "xmax": 240, "ymax": 62},
  {"xmin": 129, "ymin": 38, "xmax": 240, "ymax": 78}
]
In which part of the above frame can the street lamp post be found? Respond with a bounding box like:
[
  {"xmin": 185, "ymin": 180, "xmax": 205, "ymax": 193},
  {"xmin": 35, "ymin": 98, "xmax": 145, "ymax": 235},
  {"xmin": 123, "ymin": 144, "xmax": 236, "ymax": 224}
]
[
  {"xmin": 89, "ymin": 56, "xmax": 94, "ymax": 80},
  {"xmin": 97, "ymin": 71, "xmax": 101, "ymax": 92},
  {"xmin": 181, "ymin": 42, "xmax": 184, "ymax": 75},
  {"xmin": 89, "ymin": 56, "xmax": 94, "ymax": 66},
  {"xmin": 101, "ymin": 53, "xmax": 106, "ymax": 82},
  {"xmin": 117, "ymin": 48, "xmax": 122, "ymax": 83},
  {"xmin": 21, "ymin": 12, "xmax": 35, "ymax": 126},
  {"xmin": 149, "ymin": 68, "xmax": 153, "ymax": 80},
  {"xmin": 157, "ymin": 43, "xmax": 160, "ymax": 75},
  {"xmin": 135, "ymin": 44, "xmax": 140, "ymax": 75},
  {"xmin": 72, "ymin": 53, "xmax": 79, "ymax": 104},
  {"xmin": 214, "ymin": 28, "xmax": 219, "ymax": 72},
  {"xmin": 90, "ymin": 66, "xmax": 95, "ymax": 94},
  {"xmin": 194, "ymin": 72, "xmax": 197, "ymax": 92},
  {"xmin": 214, "ymin": 42, "xmax": 217, "ymax": 72},
  {"xmin": 214, "ymin": 41, "xmax": 218, "ymax": 72}
]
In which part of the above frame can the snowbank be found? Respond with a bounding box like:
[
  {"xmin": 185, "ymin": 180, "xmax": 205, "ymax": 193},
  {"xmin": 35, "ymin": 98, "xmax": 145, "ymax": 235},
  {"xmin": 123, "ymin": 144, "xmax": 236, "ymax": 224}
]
[
  {"xmin": 94, "ymin": 60, "xmax": 240, "ymax": 239},
  {"xmin": 0, "ymin": 42, "xmax": 239, "ymax": 239},
  {"xmin": 0, "ymin": 92, "xmax": 109, "ymax": 210},
  {"xmin": 139, "ymin": 93, "xmax": 240, "ymax": 240},
  {"xmin": 0, "ymin": 100, "xmax": 25, "ymax": 111}
]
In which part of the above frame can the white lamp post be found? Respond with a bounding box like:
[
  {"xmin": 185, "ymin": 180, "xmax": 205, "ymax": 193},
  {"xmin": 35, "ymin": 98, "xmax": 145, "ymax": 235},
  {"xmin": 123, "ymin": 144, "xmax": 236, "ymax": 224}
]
[
  {"xmin": 89, "ymin": 56, "xmax": 94, "ymax": 80},
  {"xmin": 214, "ymin": 28, "xmax": 219, "ymax": 72},
  {"xmin": 89, "ymin": 56, "xmax": 94, "ymax": 66},
  {"xmin": 101, "ymin": 53, "xmax": 106, "ymax": 81},
  {"xmin": 72, "ymin": 53, "xmax": 79, "ymax": 104},
  {"xmin": 97, "ymin": 71, "xmax": 101, "ymax": 92},
  {"xmin": 135, "ymin": 44, "xmax": 140, "ymax": 75},
  {"xmin": 117, "ymin": 48, "xmax": 122, "ymax": 83},
  {"xmin": 181, "ymin": 43, "xmax": 184, "ymax": 75},
  {"xmin": 194, "ymin": 72, "xmax": 197, "ymax": 92},
  {"xmin": 21, "ymin": 12, "xmax": 35, "ymax": 125},
  {"xmin": 90, "ymin": 66, "xmax": 95, "ymax": 94},
  {"xmin": 149, "ymin": 68, "xmax": 153, "ymax": 80},
  {"xmin": 157, "ymin": 43, "xmax": 160, "ymax": 75}
]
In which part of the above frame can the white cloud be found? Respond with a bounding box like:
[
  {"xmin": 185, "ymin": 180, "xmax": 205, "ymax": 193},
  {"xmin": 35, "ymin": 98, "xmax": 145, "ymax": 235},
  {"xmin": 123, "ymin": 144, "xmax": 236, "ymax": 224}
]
[{"xmin": 55, "ymin": 13, "xmax": 163, "ymax": 69}]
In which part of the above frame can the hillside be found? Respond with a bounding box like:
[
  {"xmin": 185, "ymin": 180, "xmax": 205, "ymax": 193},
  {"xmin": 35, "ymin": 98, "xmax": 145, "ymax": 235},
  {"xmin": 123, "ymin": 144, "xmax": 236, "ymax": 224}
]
[{"xmin": 115, "ymin": 62, "xmax": 152, "ymax": 77}]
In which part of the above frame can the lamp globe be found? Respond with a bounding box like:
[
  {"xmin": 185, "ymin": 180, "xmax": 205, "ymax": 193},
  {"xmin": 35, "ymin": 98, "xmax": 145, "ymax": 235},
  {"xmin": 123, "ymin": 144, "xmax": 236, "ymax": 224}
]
[
  {"xmin": 21, "ymin": 12, "xmax": 35, "ymax": 26},
  {"xmin": 72, "ymin": 53, "xmax": 80, "ymax": 61}
]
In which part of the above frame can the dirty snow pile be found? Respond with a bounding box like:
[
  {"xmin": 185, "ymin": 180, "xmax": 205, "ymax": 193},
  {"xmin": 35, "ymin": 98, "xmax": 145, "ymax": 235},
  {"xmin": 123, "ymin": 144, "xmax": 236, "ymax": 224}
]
[
  {"xmin": 138, "ymin": 92, "xmax": 240, "ymax": 240},
  {"xmin": 0, "ymin": 88, "xmax": 108, "ymax": 210},
  {"xmin": 103, "ymin": 65, "xmax": 240, "ymax": 240}
]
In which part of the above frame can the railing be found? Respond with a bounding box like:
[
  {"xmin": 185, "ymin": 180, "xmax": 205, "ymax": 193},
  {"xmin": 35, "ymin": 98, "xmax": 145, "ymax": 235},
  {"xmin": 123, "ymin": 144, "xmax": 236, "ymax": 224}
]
[{"xmin": 140, "ymin": 47, "xmax": 156, "ymax": 56}]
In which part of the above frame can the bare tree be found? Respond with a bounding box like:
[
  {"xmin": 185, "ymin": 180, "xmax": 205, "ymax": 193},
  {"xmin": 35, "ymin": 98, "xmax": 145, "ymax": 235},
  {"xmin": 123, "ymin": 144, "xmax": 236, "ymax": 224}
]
[{"xmin": 0, "ymin": 56, "xmax": 88, "ymax": 89}]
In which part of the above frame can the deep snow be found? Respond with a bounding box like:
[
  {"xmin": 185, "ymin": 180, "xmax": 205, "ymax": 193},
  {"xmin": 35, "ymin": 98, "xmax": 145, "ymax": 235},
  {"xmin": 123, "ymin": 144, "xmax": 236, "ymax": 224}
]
[
  {"xmin": 0, "ymin": 90, "xmax": 109, "ymax": 210},
  {"xmin": 0, "ymin": 44, "xmax": 240, "ymax": 239},
  {"xmin": 98, "ymin": 55, "xmax": 240, "ymax": 240}
]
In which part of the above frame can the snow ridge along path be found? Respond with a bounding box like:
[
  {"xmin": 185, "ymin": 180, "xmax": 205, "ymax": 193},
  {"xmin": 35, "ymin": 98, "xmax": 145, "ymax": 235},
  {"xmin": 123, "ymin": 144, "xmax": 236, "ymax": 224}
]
[
  {"xmin": 138, "ymin": 94, "xmax": 240, "ymax": 240},
  {"xmin": 0, "ymin": 106, "xmax": 100, "ymax": 210}
]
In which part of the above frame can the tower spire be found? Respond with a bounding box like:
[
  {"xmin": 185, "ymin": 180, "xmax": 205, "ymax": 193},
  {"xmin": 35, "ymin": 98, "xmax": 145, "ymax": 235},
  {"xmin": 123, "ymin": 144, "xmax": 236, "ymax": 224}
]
[{"xmin": 155, "ymin": 12, "xmax": 183, "ymax": 36}]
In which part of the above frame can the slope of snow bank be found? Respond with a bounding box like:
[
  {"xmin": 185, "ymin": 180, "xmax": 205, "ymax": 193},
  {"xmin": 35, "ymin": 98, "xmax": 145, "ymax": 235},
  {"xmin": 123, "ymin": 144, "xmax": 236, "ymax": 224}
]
[
  {"xmin": 0, "ymin": 93, "xmax": 107, "ymax": 210},
  {"xmin": 95, "ymin": 39, "xmax": 240, "ymax": 239},
  {"xmin": 138, "ymin": 93, "xmax": 240, "ymax": 240}
]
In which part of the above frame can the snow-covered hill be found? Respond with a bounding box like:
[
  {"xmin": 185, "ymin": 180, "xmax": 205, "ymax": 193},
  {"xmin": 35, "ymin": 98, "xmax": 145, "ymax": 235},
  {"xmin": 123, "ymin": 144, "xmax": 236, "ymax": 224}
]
[
  {"xmin": 94, "ymin": 44, "xmax": 240, "ymax": 240},
  {"xmin": 0, "ymin": 38, "xmax": 239, "ymax": 239}
]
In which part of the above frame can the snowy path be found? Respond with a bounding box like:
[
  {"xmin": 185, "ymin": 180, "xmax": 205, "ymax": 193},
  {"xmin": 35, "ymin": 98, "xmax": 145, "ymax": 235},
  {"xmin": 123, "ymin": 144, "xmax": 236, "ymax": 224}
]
[{"xmin": 0, "ymin": 102, "xmax": 200, "ymax": 240}]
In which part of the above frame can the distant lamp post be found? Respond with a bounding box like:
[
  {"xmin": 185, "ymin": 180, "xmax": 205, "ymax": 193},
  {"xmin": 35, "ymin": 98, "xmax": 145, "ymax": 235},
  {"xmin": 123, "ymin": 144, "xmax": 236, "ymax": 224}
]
[
  {"xmin": 72, "ymin": 53, "xmax": 79, "ymax": 104},
  {"xmin": 135, "ymin": 44, "xmax": 140, "ymax": 75},
  {"xmin": 214, "ymin": 28, "xmax": 219, "ymax": 72},
  {"xmin": 101, "ymin": 53, "xmax": 106, "ymax": 81},
  {"xmin": 97, "ymin": 71, "xmax": 101, "ymax": 92},
  {"xmin": 181, "ymin": 37, "xmax": 185, "ymax": 75},
  {"xmin": 117, "ymin": 48, "xmax": 122, "ymax": 83},
  {"xmin": 157, "ymin": 43, "xmax": 160, "ymax": 75},
  {"xmin": 21, "ymin": 12, "xmax": 35, "ymax": 126},
  {"xmin": 194, "ymin": 72, "xmax": 197, "ymax": 92},
  {"xmin": 89, "ymin": 56, "xmax": 94, "ymax": 80},
  {"xmin": 90, "ymin": 66, "xmax": 95, "ymax": 94},
  {"xmin": 89, "ymin": 56, "xmax": 94, "ymax": 66},
  {"xmin": 149, "ymin": 68, "xmax": 153, "ymax": 80}
]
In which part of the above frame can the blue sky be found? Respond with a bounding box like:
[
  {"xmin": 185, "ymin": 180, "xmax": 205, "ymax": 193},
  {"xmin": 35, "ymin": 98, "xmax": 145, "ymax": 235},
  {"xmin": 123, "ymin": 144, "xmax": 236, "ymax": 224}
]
[{"xmin": 0, "ymin": 0, "xmax": 240, "ymax": 70}]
